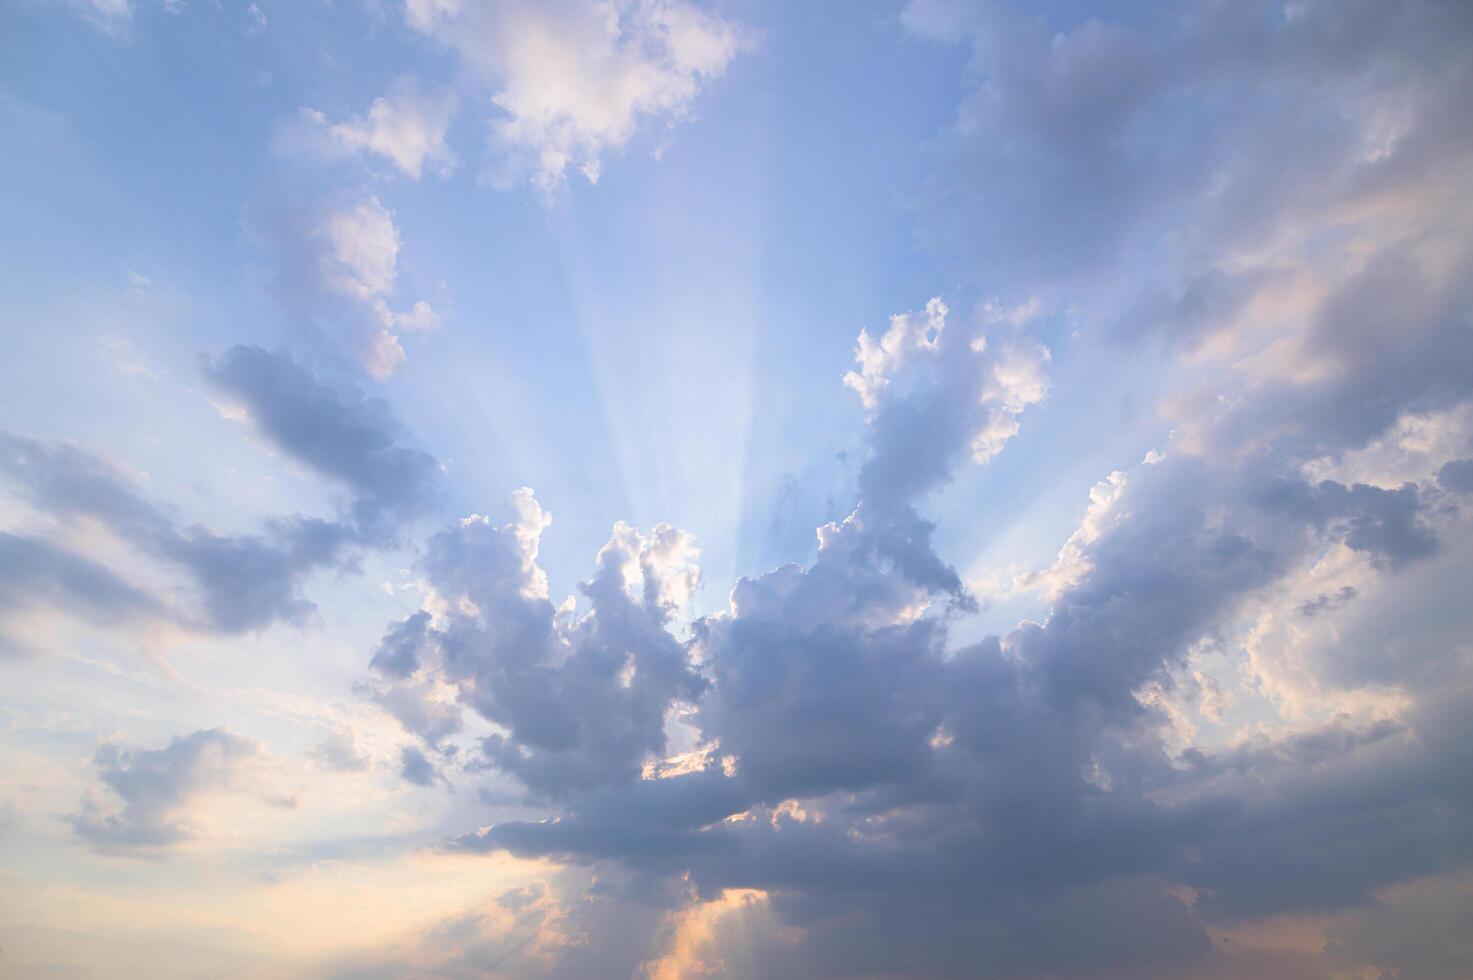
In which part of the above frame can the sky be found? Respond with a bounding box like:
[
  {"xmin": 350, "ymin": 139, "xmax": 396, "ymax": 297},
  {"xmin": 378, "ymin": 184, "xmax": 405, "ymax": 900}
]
[{"xmin": 1, "ymin": 0, "xmax": 1471, "ymax": 977}]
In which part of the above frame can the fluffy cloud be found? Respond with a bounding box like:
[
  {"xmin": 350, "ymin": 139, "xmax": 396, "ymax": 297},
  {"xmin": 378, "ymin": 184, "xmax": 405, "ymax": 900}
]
[
  {"xmin": 278, "ymin": 76, "xmax": 459, "ymax": 181},
  {"xmin": 249, "ymin": 194, "xmax": 439, "ymax": 380},
  {"xmin": 367, "ymin": 495, "xmax": 706, "ymax": 797},
  {"xmin": 403, "ymin": 0, "xmax": 750, "ymax": 196}
]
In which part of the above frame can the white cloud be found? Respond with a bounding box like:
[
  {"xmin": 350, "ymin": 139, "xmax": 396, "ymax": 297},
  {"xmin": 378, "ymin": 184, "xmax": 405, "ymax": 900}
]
[
  {"xmin": 318, "ymin": 197, "xmax": 440, "ymax": 377},
  {"xmin": 323, "ymin": 196, "xmax": 401, "ymax": 302},
  {"xmin": 329, "ymin": 77, "xmax": 458, "ymax": 180},
  {"xmin": 364, "ymin": 329, "xmax": 406, "ymax": 382},
  {"xmin": 278, "ymin": 78, "xmax": 459, "ymax": 180},
  {"xmin": 844, "ymin": 296, "xmax": 947, "ymax": 409},
  {"xmin": 404, "ymin": 0, "xmax": 750, "ymax": 196},
  {"xmin": 971, "ymin": 331, "xmax": 1051, "ymax": 464},
  {"xmin": 844, "ymin": 295, "xmax": 1051, "ymax": 469},
  {"xmin": 390, "ymin": 299, "xmax": 441, "ymax": 333}
]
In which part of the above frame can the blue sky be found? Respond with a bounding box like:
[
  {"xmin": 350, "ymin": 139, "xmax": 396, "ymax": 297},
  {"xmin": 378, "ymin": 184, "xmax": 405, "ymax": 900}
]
[{"xmin": 3, "ymin": 0, "xmax": 1473, "ymax": 977}]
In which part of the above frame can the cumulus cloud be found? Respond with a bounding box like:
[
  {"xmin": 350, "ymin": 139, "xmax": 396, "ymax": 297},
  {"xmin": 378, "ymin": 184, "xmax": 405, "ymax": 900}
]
[
  {"xmin": 366, "ymin": 493, "xmax": 706, "ymax": 800},
  {"xmin": 433, "ymin": 343, "xmax": 1468, "ymax": 978},
  {"xmin": 346, "ymin": 4, "xmax": 1473, "ymax": 973},
  {"xmin": 403, "ymin": 0, "xmax": 750, "ymax": 196},
  {"xmin": 248, "ymin": 194, "xmax": 440, "ymax": 379}
]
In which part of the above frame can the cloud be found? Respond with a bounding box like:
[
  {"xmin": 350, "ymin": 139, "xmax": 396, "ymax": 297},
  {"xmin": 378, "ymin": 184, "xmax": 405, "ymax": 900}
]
[
  {"xmin": 380, "ymin": 8, "xmax": 1473, "ymax": 942},
  {"xmin": 403, "ymin": 0, "xmax": 750, "ymax": 196},
  {"xmin": 67, "ymin": 728, "xmax": 263, "ymax": 853},
  {"xmin": 1438, "ymin": 457, "xmax": 1473, "ymax": 493},
  {"xmin": 295, "ymin": 1, "xmax": 1473, "ymax": 969},
  {"xmin": 23, "ymin": 0, "xmax": 1473, "ymax": 975},
  {"xmin": 366, "ymin": 492, "xmax": 706, "ymax": 800},
  {"xmin": 0, "ymin": 430, "xmax": 354, "ymax": 635},
  {"xmin": 0, "ymin": 532, "xmax": 167, "ymax": 655},
  {"xmin": 849, "ymin": 296, "xmax": 1049, "ymax": 512},
  {"xmin": 276, "ymin": 77, "xmax": 459, "ymax": 180},
  {"xmin": 323, "ymin": 877, "xmax": 671, "ymax": 980},
  {"xmin": 2, "ymin": 348, "xmax": 436, "ymax": 643},
  {"xmin": 202, "ymin": 345, "xmax": 442, "ymax": 540},
  {"xmin": 322, "ymin": 197, "xmax": 401, "ymax": 303},
  {"xmin": 398, "ymin": 745, "xmax": 441, "ymax": 787},
  {"xmin": 309, "ymin": 728, "xmax": 371, "ymax": 773},
  {"xmin": 329, "ymin": 78, "xmax": 457, "ymax": 179},
  {"xmin": 0, "ymin": 347, "xmax": 446, "ymax": 644},
  {"xmin": 1297, "ymin": 585, "xmax": 1357, "ymax": 618},
  {"xmin": 447, "ymin": 436, "xmax": 1467, "ymax": 978},
  {"xmin": 369, "ymin": 609, "xmax": 434, "ymax": 679},
  {"xmin": 1322, "ymin": 873, "xmax": 1473, "ymax": 980},
  {"xmin": 247, "ymin": 194, "xmax": 439, "ymax": 379}
]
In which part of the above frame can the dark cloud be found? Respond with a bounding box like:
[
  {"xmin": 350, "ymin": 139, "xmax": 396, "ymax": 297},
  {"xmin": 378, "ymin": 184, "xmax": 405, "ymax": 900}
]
[
  {"xmin": 203, "ymin": 345, "xmax": 441, "ymax": 540},
  {"xmin": 370, "ymin": 503, "xmax": 706, "ymax": 800},
  {"xmin": 399, "ymin": 745, "xmax": 440, "ymax": 787},
  {"xmin": 369, "ymin": 610, "xmax": 433, "ymax": 678},
  {"xmin": 1254, "ymin": 478, "xmax": 1439, "ymax": 570}
]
